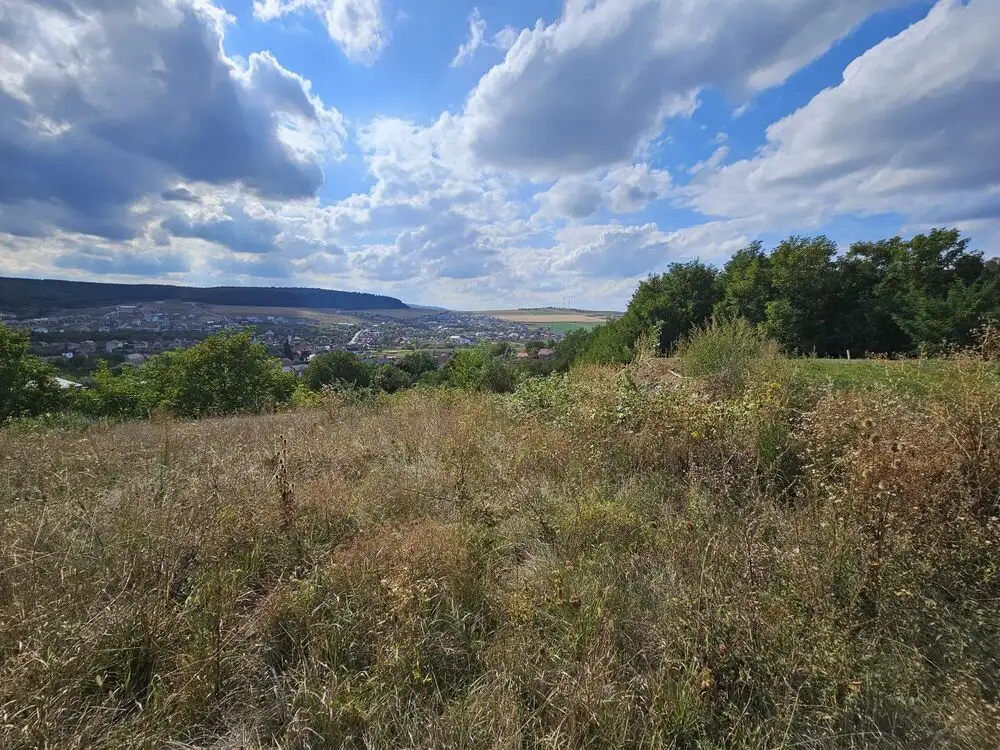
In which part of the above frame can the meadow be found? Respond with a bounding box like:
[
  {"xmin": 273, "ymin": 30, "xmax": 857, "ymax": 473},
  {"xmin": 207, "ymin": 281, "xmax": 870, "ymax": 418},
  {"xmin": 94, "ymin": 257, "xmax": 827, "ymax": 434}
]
[{"xmin": 1, "ymin": 332, "xmax": 999, "ymax": 748}]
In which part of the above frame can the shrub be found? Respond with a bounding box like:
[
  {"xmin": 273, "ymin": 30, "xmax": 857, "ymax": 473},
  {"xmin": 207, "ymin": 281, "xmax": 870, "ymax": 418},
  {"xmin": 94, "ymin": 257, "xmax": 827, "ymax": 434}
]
[
  {"xmin": 163, "ymin": 331, "xmax": 296, "ymax": 417},
  {"xmin": 445, "ymin": 346, "xmax": 517, "ymax": 393},
  {"xmin": 303, "ymin": 350, "xmax": 372, "ymax": 391},
  {"xmin": 372, "ymin": 364, "xmax": 411, "ymax": 394},
  {"xmin": 676, "ymin": 317, "xmax": 783, "ymax": 394},
  {"xmin": 0, "ymin": 323, "xmax": 64, "ymax": 421}
]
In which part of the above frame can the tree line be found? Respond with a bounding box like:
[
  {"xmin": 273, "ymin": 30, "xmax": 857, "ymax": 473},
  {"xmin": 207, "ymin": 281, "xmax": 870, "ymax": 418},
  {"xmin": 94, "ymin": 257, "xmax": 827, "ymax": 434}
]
[
  {"xmin": 0, "ymin": 326, "xmax": 547, "ymax": 423},
  {"xmin": 561, "ymin": 228, "xmax": 1000, "ymax": 365}
]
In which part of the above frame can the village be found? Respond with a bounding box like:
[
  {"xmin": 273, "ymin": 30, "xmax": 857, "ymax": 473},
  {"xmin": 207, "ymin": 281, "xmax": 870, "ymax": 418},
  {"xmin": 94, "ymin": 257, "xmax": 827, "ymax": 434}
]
[{"xmin": 1, "ymin": 302, "xmax": 564, "ymax": 379}]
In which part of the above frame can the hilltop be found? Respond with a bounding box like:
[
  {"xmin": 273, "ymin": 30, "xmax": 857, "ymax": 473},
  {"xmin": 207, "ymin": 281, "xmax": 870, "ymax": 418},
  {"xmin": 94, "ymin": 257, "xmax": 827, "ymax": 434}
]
[{"xmin": 0, "ymin": 277, "xmax": 409, "ymax": 317}]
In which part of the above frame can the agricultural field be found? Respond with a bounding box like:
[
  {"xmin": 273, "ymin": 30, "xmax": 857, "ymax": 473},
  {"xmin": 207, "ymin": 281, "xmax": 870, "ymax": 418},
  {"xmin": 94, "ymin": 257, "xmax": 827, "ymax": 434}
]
[{"xmin": 478, "ymin": 308, "xmax": 621, "ymax": 332}]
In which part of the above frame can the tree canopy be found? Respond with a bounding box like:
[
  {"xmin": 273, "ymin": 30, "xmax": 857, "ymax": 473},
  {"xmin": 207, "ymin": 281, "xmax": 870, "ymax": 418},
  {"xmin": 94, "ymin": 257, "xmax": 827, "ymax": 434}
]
[{"xmin": 556, "ymin": 227, "xmax": 999, "ymax": 367}]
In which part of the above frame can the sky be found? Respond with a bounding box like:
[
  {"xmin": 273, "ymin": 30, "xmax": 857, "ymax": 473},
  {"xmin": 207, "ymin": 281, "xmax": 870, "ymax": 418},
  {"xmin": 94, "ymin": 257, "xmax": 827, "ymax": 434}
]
[{"xmin": 1, "ymin": 0, "xmax": 998, "ymax": 310}]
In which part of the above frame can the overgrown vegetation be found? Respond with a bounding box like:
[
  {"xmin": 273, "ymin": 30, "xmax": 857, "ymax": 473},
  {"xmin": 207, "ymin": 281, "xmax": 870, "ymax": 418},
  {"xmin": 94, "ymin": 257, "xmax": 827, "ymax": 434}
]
[{"xmin": 2, "ymin": 321, "xmax": 998, "ymax": 747}]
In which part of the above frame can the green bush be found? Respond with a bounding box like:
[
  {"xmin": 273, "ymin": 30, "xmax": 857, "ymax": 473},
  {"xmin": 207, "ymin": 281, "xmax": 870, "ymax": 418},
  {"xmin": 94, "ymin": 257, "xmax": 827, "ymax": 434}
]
[
  {"xmin": 163, "ymin": 331, "xmax": 296, "ymax": 418},
  {"xmin": 304, "ymin": 350, "xmax": 372, "ymax": 391},
  {"xmin": 372, "ymin": 364, "xmax": 411, "ymax": 394},
  {"xmin": 446, "ymin": 346, "xmax": 517, "ymax": 393},
  {"xmin": 0, "ymin": 323, "xmax": 65, "ymax": 421},
  {"xmin": 677, "ymin": 317, "xmax": 782, "ymax": 394}
]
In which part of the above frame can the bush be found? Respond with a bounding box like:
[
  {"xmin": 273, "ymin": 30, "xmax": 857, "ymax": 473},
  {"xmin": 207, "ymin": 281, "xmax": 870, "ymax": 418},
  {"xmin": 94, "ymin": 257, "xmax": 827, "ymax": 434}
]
[
  {"xmin": 446, "ymin": 346, "xmax": 517, "ymax": 393},
  {"xmin": 303, "ymin": 351, "xmax": 372, "ymax": 391},
  {"xmin": 0, "ymin": 323, "xmax": 64, "ymax": 421},
  {"xmin": 163, "ymin": 331, "xmax": 296, "ymax": 418},
  {"xmin": 398, "ymin": 351, "xmax": 440, "ymax": 378},
  {"xmin": 372, "ymin": 364, "xmax": 411, "ymax": 394},
  {"xmin": 676, "ymin": 317, "xmax": 783, "ymax": 394}
]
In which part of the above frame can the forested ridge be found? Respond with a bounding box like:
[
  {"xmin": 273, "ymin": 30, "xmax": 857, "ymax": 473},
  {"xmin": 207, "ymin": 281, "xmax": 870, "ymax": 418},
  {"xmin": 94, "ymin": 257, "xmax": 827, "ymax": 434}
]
[{"xmin": 0, "ymin": 277, "xmax": 408, "ymax": 316}]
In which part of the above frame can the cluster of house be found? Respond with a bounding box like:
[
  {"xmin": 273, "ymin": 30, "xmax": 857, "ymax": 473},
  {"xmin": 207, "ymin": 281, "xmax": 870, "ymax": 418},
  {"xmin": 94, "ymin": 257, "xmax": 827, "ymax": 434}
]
[{"xmin": 515, "ymin": 348, "xmax": 557, "ymax": 361}]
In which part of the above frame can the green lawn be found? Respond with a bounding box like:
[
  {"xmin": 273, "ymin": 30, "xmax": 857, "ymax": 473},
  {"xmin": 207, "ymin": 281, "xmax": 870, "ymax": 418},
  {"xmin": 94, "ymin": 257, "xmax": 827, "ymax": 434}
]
[{"xmin": 792, "ymin": 357, "xmax": 993, "ymax": 395}]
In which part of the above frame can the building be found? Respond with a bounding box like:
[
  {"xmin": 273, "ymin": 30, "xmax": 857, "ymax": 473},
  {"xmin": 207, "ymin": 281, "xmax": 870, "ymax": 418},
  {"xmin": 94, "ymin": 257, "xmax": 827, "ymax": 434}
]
[
  {"xmin": 126, "ymin": 353, "xmax": 147, "ymax": 365},
  {"xmin": 536, "ymin": 348, "xmax": 557, "ymax": 360}
]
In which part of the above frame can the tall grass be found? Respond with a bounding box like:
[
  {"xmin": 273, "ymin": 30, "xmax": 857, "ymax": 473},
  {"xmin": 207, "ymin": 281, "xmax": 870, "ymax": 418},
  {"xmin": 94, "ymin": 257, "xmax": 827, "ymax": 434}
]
[
  {"xmin": 1, "ymin": 341, "xmax": 998, "ymax": 747},
  {"xmin": 675, "ymin": 317, "xmax": 784, "ymax": 395}
]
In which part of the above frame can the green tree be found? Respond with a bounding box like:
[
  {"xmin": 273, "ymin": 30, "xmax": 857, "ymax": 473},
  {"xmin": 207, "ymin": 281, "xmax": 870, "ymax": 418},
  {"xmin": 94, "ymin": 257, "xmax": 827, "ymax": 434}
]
[
  {"xmin": 886, "ymin": 229, "xmax": 1000, "ymax": 352},
  {"xmin": 763, "ymin": 236, "xmax": 837, "ymax": 354},
  {"xmin": 446, "ymin": 346, "xmax": 516, "ymax": 393},
  {"xmin": 621, "ymin": 261, "xmax": 719, "ymax": 352},
  {"xmin": 372, "ymin": 364, "xmax": 412, "ymax": 393},
  {"xmin": 579, "ymin": 320, "xmax": 633, "ymax": 364},
  {"xmin": 164, "ymin": 330, "xmax": 295, "ymax": 417},
  {"xmin": 304, "ymin": 350, "xmax": 372, "ymax": 391},
  {"xmin": 714, "ymin": 241, "xmax": 772, "ymax": 324},
  {"xmin": 0, "ymin": 323, "xmax": 64, "ymax": 421},
  {"xmin": 398, "ymin": 351, "xmax": 439, "ymax": 378},
  {"xmin": 78, "ymin": 359, "xmax": 166, "ymax": 420},
  {"xmin": 282, "ymin": 340, "xmax": 295, "ymax": 361},
  {"xmin": 490, "ymin": 342, "xmax": 514, "ymax": 358},
  {"xmin": 554, "ymin": 328, "xmax": 594, "ymax": 370}
]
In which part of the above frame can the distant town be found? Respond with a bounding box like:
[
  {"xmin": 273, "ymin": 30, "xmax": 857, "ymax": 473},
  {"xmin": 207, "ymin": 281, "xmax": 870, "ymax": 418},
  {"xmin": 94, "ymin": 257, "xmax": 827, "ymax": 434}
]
[{"xmin": 0, "ymin": 301, "xmax": 568, "ymax": 378}]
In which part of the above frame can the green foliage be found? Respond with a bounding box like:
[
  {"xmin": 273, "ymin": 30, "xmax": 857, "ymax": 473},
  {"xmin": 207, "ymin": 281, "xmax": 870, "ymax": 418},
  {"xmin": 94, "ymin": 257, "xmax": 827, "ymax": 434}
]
[
  {"xmin": 676, "ymin": 317, "xmax": 782, "ymax": 395},
  {"xmin": 0, "ymin": 323, "xmax": 64, "ymax": 421},
  {"xmin": 713, "ymin": 241, "xmax": 772, "ymax": 324},
  {"xmin": 161, "ymin": 331, "xmax": 296, "ymax": 418},
  {"xmin": 73, "ymin": 360, "xmax": 165, "ymax": 420},
  {"xmin": 304, "ymin": 350, "xmax": 372, "ymax": 391},
  {"xmin": 445, "ymin": 345, "xmax": 517, "ymax": 393},
  {"xmin": 398, "ymin": 351, "xmax": 439, "ymax": 378},
  {"xmin": 372, "ymin": 364, "xmax": 411, "ymax": 394},
  {"xmin": 560, "ymin": 228, "xmax": 1000, "ymax": 373},
  {"xmin": 623, "ymin": 261, "xmax": 720, "ymax": 353},
  {"xmin": 579, "ymin": 320, "xmax": 634, "ymax": 365}
]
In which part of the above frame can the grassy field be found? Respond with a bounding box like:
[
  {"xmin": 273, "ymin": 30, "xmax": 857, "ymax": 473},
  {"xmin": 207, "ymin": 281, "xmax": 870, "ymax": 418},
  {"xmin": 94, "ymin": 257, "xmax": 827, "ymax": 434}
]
[{"xmin": 2, "ymin": 349, "xmax": 999, "ymax": 747}]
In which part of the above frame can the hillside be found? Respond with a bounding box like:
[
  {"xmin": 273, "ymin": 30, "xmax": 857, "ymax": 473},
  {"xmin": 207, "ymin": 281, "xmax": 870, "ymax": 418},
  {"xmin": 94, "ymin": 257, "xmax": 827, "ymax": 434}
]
[
  {"xmin": 0, "ymin": 277, "xmax": 408, "ymax": 317},
  {"xmin": 2, "ymin": 343, "xmax": 998, "ymax": 748}
]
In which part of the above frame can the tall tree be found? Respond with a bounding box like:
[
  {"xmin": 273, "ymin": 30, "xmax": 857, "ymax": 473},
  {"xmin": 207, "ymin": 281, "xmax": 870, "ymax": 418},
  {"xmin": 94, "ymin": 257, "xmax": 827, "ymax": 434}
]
[
  {"xmin": 763, "ymin": 236, "xmax": 838, "ymax": 355},
  {"xmin": 714, "ymin": 241, "xmax": 772, "ymax": 324},
  {"xmin": 164, "ymin": 330, "xmax": 296, "ymax": 417},
  {"xmin": 622, "ymin": 261, "xmax": 719, "ymax": 352}
]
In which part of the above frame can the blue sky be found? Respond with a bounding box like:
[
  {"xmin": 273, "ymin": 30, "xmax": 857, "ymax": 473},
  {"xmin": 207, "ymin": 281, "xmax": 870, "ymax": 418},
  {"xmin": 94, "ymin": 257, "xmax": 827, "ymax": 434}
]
[{"xmin": 1, "ymin": 0, "xmax": 998, "ymax": 309}]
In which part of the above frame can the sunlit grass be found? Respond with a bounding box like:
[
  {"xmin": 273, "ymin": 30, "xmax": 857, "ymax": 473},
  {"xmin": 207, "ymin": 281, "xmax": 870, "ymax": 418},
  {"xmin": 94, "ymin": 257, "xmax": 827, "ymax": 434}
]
[{"xmin": 2, "ymin": 345, "xmax": 999, "ymax": 747}]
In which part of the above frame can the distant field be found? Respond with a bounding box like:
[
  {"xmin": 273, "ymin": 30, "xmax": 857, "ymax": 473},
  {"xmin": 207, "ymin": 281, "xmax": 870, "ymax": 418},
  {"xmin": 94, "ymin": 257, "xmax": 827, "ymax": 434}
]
[{"xmin": 478, "ymin": 308, "xmax": 620, "ymax": 331}]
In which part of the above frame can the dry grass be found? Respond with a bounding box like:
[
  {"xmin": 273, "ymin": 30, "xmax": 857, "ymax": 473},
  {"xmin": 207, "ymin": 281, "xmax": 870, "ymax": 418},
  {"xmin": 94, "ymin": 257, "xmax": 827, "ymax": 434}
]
[{"xmin": 2, "ymin": 355, "xmax": 999, "ymax": 748}]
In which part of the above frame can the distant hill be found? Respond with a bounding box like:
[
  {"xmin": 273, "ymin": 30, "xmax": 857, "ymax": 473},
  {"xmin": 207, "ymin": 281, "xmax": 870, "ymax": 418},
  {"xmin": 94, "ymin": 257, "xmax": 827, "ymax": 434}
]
[{"xmin": 0, "ymin": 277, "xmax": 408, "ymax": 317}]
